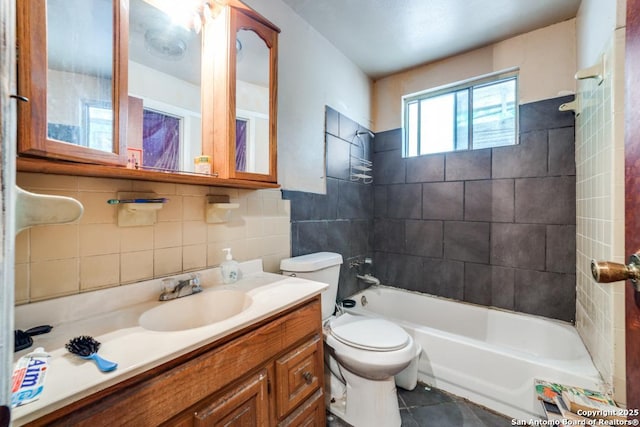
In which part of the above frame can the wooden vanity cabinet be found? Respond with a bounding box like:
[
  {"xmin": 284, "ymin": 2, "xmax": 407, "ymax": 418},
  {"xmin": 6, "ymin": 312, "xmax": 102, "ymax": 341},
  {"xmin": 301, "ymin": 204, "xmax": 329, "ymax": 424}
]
[{"xmin": 27, "ymin": 297, "xmax": 325, "ymax": 427}]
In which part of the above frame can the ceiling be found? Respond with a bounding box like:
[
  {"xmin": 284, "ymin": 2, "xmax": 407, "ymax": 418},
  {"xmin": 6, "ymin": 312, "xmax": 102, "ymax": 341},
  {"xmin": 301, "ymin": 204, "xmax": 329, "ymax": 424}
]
[
  {"xmin": 50, "ymin": 0, "xmax": 269, "ymax": 87},
  {"xmin": 47, "ymin": 0, "xmax": 113, "ymax": 77},
  {"xmin": 279, "ymin": 0, "xmax": 582, "ymax": 79},
  {"xmin": 129, "ymin": 0, "xmax": 201, "ymax": 84},
  {"xmin": 48, "ymin": 1, "xmax": 582, "ymax": 85}
]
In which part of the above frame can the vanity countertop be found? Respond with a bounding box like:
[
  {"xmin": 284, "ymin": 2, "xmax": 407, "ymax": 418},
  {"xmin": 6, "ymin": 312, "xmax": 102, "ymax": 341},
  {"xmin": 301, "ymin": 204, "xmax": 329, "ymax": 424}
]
[{"xmin": 11, "ymin": 260, "xmax": 328, "ymax": 426}]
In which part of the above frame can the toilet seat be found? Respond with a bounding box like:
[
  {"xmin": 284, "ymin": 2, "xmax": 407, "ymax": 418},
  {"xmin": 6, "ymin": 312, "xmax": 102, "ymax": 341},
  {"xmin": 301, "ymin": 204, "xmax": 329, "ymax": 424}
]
[{"xmin": 329, "ymin": 313, "xmax": 410, "ymax": 351}]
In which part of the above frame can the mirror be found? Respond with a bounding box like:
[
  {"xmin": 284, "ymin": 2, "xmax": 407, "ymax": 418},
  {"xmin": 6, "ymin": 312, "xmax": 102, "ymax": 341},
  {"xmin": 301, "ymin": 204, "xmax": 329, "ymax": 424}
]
[
  {"xmin": 128, "ymin": 0, "xmax": 202, "ymax": 173},
  {"xmin": 235, "ymin": 29, "xmax": 270, "ymax": 175},
  {"xmin": 204, "ymin": 6, "xmax": 278, "ymax": 182},
  {"xmin": 17, "ymin": 0, "xmax": 126, "ymax": 165},
  {"xmin": 47, "ymin": 0, "xmax": 114, "ymax": 151}
]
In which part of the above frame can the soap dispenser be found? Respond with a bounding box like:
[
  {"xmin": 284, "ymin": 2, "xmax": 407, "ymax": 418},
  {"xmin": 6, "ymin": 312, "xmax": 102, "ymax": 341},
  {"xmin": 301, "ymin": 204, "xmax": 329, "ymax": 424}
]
[{"xmin": 220, "ymin": 248, "xmax": 240, "ymax": 284}]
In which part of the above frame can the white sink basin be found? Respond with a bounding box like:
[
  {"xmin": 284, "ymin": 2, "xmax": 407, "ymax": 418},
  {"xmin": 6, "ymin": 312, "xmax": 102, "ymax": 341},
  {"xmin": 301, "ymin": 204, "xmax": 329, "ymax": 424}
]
[{"xmin": 139, "ymin": 289, "xmax": 252, "ymax": 331}]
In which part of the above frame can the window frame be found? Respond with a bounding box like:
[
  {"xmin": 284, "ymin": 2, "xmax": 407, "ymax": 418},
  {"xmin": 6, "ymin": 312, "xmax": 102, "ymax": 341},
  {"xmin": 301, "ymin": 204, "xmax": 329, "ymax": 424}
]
[{"xmin": 401, "ymin": 68, "xmax": 519, "ymax": 157}]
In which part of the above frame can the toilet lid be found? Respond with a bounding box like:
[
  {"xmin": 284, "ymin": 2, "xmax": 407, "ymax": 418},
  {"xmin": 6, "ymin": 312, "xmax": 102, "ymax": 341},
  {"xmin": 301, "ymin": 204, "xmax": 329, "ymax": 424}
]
[{"xmin": 329, "ymin": 313, "xmax": 409, "ymax": 351}]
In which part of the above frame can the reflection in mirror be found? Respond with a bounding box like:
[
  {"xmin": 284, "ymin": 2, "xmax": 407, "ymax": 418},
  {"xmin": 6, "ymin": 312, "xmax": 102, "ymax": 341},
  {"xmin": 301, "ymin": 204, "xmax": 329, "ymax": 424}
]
[
  {"xmin": 235, "ymin": 29, "xmax": 270, "ymax": 175},
  {"xmin": 46, "ymin": 0, "xmax": 114, "ymax": 152},
  {"xmin": 128, "ymin": 0, "xmax": 202, "ymax": 173}
]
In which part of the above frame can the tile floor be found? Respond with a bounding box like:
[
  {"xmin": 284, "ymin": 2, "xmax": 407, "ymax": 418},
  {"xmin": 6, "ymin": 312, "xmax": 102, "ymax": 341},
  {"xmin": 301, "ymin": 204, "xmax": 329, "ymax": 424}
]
[{"xmin": 326, "ymin": 384, "xmax": 513, "ymax": 426}]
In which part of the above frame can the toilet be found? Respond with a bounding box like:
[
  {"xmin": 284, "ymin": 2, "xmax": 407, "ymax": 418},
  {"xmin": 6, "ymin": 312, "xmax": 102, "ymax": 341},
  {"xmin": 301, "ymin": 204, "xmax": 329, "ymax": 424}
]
[{"xmin": 280, "ymin": 252, "xmax": 416, "ymax": 427}]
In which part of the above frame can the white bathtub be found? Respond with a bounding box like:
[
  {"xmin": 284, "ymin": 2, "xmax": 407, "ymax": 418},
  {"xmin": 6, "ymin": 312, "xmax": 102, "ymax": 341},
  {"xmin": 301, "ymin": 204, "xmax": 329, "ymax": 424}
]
[{"xmin": 344, "ymin": 285, "xmax": 604, "ymax": 420}]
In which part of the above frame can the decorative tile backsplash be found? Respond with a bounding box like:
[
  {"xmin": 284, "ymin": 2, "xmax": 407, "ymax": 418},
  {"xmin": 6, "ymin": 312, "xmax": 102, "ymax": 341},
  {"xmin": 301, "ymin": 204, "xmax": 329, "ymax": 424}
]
[{"xmin": 15, "ymin": 174, "xmax": 290, "ymax": 304}]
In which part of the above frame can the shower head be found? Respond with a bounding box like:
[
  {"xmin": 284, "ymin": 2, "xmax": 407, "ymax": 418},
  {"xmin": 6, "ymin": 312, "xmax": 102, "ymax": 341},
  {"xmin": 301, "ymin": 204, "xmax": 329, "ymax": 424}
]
[{"xmin": 356, "ymin": 130, "xmax": 375, "ymax": 138}]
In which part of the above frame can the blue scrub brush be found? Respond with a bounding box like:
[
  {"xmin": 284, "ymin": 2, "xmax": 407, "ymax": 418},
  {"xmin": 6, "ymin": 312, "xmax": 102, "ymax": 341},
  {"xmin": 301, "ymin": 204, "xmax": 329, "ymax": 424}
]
[{"xmin": 65, "ymin": 336, "xmax": 118, "ymax": 372}]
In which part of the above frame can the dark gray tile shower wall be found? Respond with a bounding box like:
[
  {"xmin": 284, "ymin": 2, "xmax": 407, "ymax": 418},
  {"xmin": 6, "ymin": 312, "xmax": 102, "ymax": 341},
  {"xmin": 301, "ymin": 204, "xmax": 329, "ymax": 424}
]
[
  {"xmin": 282, "ymin": 107, "xmax": 374, "ymax": 300},
  {"xmin": 283, "ymin": 96, "xmax": 576, "ymax": 322},
  {"xmin": 373, "ymin": 95, "xmax": 576, "ymax": 322}
]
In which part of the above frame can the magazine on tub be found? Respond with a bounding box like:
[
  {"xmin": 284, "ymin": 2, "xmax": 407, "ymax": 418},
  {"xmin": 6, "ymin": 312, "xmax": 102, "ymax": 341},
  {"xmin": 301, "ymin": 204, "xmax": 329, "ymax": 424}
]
[{"xmin": 534, "ymin": 379, "xmax": 627, "ymax": 422}]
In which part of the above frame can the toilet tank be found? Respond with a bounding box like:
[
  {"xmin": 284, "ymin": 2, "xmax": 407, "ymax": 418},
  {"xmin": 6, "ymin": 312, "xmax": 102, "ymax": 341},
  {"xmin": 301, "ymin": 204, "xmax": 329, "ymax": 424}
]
[{"xmin": 280, "ymin": 252, "xmax": 343, "ymax": 320}]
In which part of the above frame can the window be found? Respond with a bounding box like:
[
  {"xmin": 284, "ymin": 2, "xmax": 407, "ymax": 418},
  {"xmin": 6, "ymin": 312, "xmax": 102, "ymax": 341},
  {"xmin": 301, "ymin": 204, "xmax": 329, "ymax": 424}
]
[
  {"xmin": 403, "ymin": 71, "xmax": 518, "ymax": 157},
  {"xmin": 82, "ymin": 100, "xmax": 113, "ymax": 151}
]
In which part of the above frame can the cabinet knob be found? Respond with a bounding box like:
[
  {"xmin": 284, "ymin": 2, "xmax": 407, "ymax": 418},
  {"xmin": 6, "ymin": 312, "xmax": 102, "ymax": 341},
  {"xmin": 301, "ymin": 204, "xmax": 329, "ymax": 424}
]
[{"xmin": 302, "ymin": 371, "xmax": 313, "ymax": 384}]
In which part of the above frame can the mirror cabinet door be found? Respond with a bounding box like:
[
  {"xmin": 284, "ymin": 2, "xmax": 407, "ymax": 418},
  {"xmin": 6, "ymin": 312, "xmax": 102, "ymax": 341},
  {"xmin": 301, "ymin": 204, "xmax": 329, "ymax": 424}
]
[
  {"xmin": 205, "ymin": 6, "xmax": 278, "ymax": 183},
  {"xmin": 235, "ymin": 28, "xmax": 270, "ymax": 176},
  {"xmin": 128, "ymin": 0, "xmax": 203, "ymax": 174},
  {"xmin": 17, "ymin": 0, "xmax": 127, "ymax": 165},
  {"xmin": 231, "ymin": 10, "xmax": 277, "ymax": 182}
]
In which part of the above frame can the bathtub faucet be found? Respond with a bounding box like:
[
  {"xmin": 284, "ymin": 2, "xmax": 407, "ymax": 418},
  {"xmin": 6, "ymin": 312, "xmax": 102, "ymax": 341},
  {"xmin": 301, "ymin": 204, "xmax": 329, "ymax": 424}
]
[{"xmin": 356, "ymin": 274, "xmax": 381, "ymax": 285}]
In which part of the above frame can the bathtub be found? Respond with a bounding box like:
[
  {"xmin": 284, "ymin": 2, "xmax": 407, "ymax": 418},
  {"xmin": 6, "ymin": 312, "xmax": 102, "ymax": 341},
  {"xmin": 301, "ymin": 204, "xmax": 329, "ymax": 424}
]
[{"xmin": 343, "ymin": 285, "xmax": 604, "ymax": 420}]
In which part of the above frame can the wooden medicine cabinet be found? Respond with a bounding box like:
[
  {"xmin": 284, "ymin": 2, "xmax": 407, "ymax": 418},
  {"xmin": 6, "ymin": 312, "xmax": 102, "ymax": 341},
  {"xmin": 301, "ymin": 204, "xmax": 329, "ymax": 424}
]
[{"xmin": 16, "ymin": 0, "xmax": 280, "ymax": 188}]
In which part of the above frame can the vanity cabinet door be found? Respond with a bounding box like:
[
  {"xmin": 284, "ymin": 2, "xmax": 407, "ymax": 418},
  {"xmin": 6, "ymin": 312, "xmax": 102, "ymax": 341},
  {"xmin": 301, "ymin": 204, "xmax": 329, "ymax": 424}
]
[
  {"xmin": 193, "ymin": 370, "xmax": 269, "ymax": 427},
  {"xmin": 16, "ymin": 0, "xmax": 128, "ymax": 165},
  {"xmin": 274, "ymin": 336, "xmax": 322, "ymax": 420},
  {"xmin": 278, "ymin": 389, "xmax": 324, "ymax": 427}
]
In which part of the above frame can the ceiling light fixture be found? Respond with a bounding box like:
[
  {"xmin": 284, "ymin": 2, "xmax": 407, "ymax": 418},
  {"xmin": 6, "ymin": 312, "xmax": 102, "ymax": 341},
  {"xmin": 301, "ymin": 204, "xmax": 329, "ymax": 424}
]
[{"xmin": 144, "ymin": 28, "xmax": 188, "ymax": 60}]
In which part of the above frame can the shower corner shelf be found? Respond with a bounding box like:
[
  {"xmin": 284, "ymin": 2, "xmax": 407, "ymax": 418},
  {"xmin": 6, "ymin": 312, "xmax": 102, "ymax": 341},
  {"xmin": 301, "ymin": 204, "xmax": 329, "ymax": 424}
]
[
  {"xmin": 350, "ymin": 156, "xmax": 373, "ymax": 184},
  {"xmin": 350, "ymin": 131, "xmax": 374, "ymax": 184}
]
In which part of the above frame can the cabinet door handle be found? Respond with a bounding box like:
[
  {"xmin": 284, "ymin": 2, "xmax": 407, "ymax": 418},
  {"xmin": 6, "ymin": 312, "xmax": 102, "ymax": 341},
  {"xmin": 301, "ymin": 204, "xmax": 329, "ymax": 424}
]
[
  {"xmin": 10, "ymin": 94, "xmax": 29, "ymax": 102},
  {"xmin": 302, "ymin": 371, "xmax": 313, "ymax": 384}
]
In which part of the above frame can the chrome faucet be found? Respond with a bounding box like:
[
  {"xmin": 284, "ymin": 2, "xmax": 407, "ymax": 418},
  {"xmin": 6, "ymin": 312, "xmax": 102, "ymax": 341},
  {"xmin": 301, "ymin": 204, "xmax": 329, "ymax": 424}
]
[{"xmin": 159, "ymin": 274, "xmax": 202, "ymax": 301}]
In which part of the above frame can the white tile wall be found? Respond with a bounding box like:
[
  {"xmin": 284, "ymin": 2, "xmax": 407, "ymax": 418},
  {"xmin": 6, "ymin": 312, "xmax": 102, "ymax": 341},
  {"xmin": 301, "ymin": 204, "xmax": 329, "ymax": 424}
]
[
  {"xmin": 15, "ymin": 174, "xmax": 291, "ymax": 303},
  {"xmin": 575, "ymin": 28, "xmax": 626, "ymax": 405}
]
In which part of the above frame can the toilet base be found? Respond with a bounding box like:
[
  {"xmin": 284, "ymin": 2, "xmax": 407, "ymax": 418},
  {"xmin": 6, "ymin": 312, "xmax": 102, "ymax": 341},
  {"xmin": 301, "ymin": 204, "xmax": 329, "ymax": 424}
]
[{"xmin": 327, "ymin": 366, "xmax": 401, "ymax": 427}]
